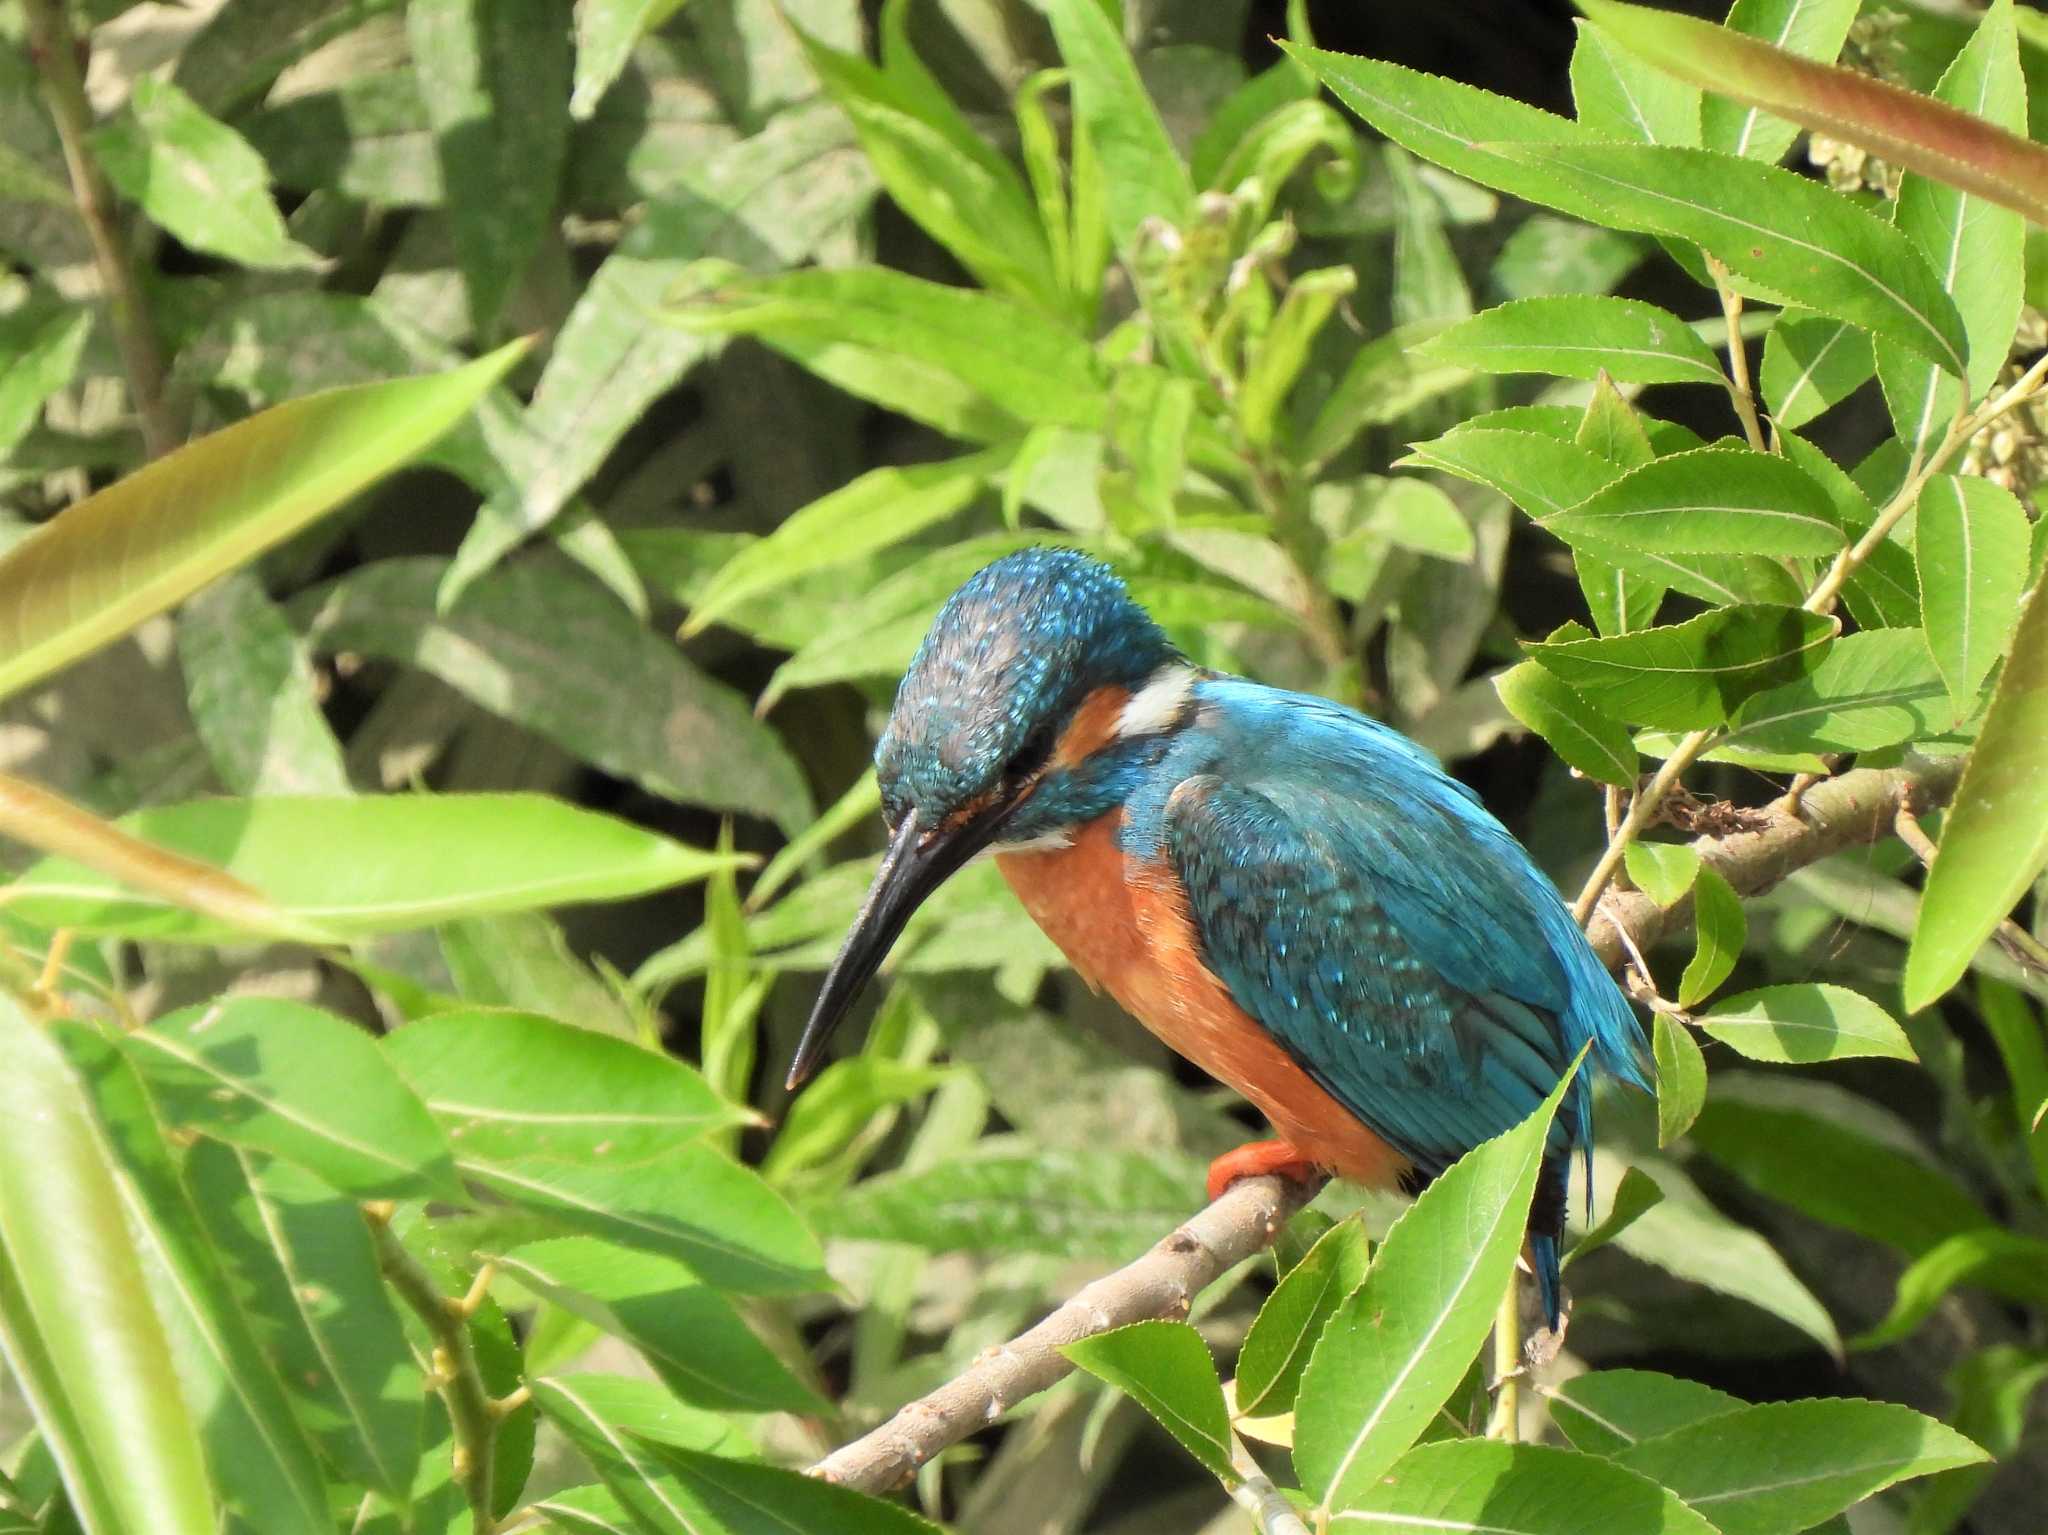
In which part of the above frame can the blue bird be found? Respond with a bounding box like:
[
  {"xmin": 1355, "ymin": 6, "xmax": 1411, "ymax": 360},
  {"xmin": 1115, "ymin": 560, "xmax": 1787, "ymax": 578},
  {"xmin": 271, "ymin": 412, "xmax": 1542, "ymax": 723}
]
[{"xmin": 787, "ymin": 548, "xmax": 1649, "ymax": 1326}]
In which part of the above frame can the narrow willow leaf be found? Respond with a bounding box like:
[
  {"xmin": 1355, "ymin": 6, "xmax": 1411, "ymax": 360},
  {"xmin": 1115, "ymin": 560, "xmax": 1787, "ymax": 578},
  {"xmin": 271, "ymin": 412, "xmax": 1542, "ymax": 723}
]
[
  {"xmin": 1563, "ymin": 1165, "xmax": 1664, "ymax": 1270},
  {"xmin": 636, "ymin": 1441, "xmax": 945, "ymax": 1535},
  {"xmin": 8, "ymin": 793, "xmax": 743, "ymax": 940},
  {"xmin": 129, "ymin": 997, "xmax": 459, "ymax": 1202},
  {"xmin": 0, "ymin": 306, "xmax": 90, "ymax": 460},
  {"xmin": 1854, "ymin": 1229, "xmax": 2048, "ymax": 1349},
  {"xmin": 492, "ymin": 1238, "xmax": 821, "ymax": 1412},
  {"xmin": 1654, "ymin": 1014, "xmax": 1707, "ymax": 1146},
  {"xmin": 532, "ymin": 1376, "xmax": 718, "ymax": 1535},
  {"xmin": 1916, "ymin": 474, "xmax": 2032, "ymax": 713},
  {"xmin": 1523, "ymin": 607, "xmax": 1837, "ymax": 731},
  {"xmin": 1236, "ymin": 1219, "xmax": 1371, "ymax": 1419},
  {"xmin": 1401, "ymin": 429, "xmax": 1620, "ymax": 521},
  {"xmin": 1241, "ymin": 267, "xmax": 1357, "ymax": 448},
  {"xmin": 1420, "ymin": 297, "xmax": 1723, "ymax": 386},
  {"xmin": 1063, "ymin": 1321, "xmax": 1237, "ymax": 1483},
  {"xmin": 1702, "ymin": 983, "xmax": 1915, "ymax": 1064},
  {"xmin": 1759, "ymin": 312, "xmax": 1874, "ymax": 431},
  {"xmin": 1543, "ymin": 447, "xmax": 1847, "ymax": 557},
  {"xmin": 764, "ymin": 1056, "xmax": 952, "ymax": 1183},
  {"xmin": 1678, "ymin": 865, "xmax": 1746, "ymax": 1008},
  {"xmin": 1494, "ymin": 660, "xmax": 1639, "ymax": 787},
  {"xmin": 92, "ymin": 77, "xmax": 318, "ymax": 270},
  {"xmin": 1720, "ymin": 629, "xmax": 1953, "ymax": 755},
  {"xmin": 1547, "ymin": 1370, "xmax": 1743, "ymax": 1456},
  {"xmin": 1906, "ymin": 572, "xmax": 2048, "ymax": 1009},
  {"xmin": 380, "ymin": 1008, "xmax": 749, "ymax": 1165},
  {"xmin": 1615, "ymin": 1398, "xmax": 1986, "ymax": 1535},
  {"xmin": 1295, "ymin": 1067, "xmax": 1577, "ymax": 1511},
  {"xmin": 184, "ymin": 1144, "xmax": 424, "ymax": 1502},
  {"xmin": 683, "ymin": 446, "xmax": 1009, "ymax": 636},
  {"xmin": 1694, "ymin": 0, "xmax": 1859, "ymax": 165},
  {"xmin": 534, "ymin": 1375, "xmax": 753, "ymax": 1458},
  {"xmin": 437, "ymin": 912, "xmax": 639, "ymax": 1040},
  {"xmin": 178, "ymin": 572, "xmax": 350, "ymax": 795},
  {"xmin": 1329, "ymin": 1440, "xmax": 1718, "ymax": 1532},
  {"xmin": 1690, "ymin": 1085, "xmax": 1987, "ymax": 1256},
  {"xmin": 1878, "ymin": 1, "xmax": 2026, "ymax": 463},
  {"xmin": 1038, "ymin": 0, "xmax": 1192, "ymax": 254},
  {"xmin": 0, "ymin": 996, "xmax": 216, "ymax": 1535},
  {"xmin": 1303, "ymin": 321, "xmax": 1474, "ymax": 469},
  {"xmin": 1583, "ymin": 0, "xmax": 2048, "ymax": 224},
  {"xmin": 0, "ymin": 339, "xmax": 527, "ymax": 703},
  {"xmin": 571, "ymin": 0, "xmax": 688, "ymax": 117},
  {"xmin": 1623, "ymin": 841, "xmax": 1700, "ymax": 908},
  {"xmin": 297, "ymin": 554, "xmax": 812, "ymax": 830},
  {"xmin": 1570, "ymin": 17, "xmax": 1700, "ymax": 147},
  {"xmin": 409, "ymin": 0, "xmax": 570, "ymax": 333}
]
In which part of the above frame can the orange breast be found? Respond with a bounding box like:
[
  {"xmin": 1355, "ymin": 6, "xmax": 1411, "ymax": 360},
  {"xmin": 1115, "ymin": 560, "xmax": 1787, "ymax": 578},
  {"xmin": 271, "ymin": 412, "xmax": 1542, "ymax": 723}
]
[{"xmin": 996, "ymin": 811, "xmax": 1407, "ymax": 1190}]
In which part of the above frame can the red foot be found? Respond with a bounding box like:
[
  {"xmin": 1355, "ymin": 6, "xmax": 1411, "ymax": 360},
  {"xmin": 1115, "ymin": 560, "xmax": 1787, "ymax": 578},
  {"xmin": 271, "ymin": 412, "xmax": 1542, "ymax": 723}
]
[{"xmin": 1206, "ymin": 1139, "xmax": 1325, "ymax": 1202}]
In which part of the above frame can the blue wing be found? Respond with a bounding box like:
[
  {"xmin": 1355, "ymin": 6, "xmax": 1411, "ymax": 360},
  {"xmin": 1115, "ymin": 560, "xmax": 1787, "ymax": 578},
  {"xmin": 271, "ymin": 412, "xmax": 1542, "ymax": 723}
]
[{"xmin": 1137, "ymin": 679, "xmax": 1648, "ymax": 1214}]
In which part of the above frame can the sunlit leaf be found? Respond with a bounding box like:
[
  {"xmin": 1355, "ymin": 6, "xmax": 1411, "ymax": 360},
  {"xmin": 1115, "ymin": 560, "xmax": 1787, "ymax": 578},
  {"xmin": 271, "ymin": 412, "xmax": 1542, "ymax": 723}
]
[
  {"xmin": 1419, "ymin": 297, "xmax": 1724, "ymax": 386},
  {"xmin": 1759, "ymin": 312, "xmax": 1874, "ymax": 431},
  {"xmin": 1236, "ymin": 1218, "xmax": 1371, "ymax": 1419},
  {"xmin": 1915, "ymin": 474, "xmax": 2032, "ymax": 714},
  {"xmin": 1329, "ymin": 1440, "xmax": 1717, "ymax": 1531},
  {"xmin": 1678, "ymin": 864, "xmax": 1746, "ymax": 1008},
  {"xmin": 1653, "ymin": 1013, "xmax": 1706, "ymax": 1146},
  {"xmin": 1546, "ymin": 1369, "xmax": 1743, "ymax": 1456},
  {"xmin": 1494, "ymin": 660, "xmax": 1639, "ymax": 787},
  {"xmin": 1063, "ymin": 1321, "xmax": 1236, "ymax": 1483},
  {"xmin": 1700, "ymin": 983, "xmax": 1916, "ymax": 1064}
]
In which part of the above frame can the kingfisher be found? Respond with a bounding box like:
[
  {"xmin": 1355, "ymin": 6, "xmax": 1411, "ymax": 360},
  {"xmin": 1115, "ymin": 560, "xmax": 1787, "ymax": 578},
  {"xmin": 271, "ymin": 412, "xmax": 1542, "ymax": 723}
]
[{"xmin": 786, "ymin": 548, "xmax": 1648, "ymax": 1325}]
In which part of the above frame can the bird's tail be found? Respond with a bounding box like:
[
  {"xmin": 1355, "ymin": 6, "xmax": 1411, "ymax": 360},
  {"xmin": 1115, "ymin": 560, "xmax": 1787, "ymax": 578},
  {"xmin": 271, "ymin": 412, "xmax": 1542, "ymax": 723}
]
[{"xmin": 1528, "ymin": 1156, "xmax": 1571, "ymax": 1331}]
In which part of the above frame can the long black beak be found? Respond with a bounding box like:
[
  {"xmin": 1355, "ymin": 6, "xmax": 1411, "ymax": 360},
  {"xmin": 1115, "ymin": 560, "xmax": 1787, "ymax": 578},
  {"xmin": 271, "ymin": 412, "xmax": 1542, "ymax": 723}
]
[{"xmin": 784, "ymin": 805, "xmax": 1006, "ymax": 1090}]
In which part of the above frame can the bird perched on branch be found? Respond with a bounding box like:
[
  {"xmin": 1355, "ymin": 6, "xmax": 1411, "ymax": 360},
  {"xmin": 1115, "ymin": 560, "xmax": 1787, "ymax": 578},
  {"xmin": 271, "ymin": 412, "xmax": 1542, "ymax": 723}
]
[{"xmin": 787, "ymin": 548, "xmax": 1648, "ymax": 1326}]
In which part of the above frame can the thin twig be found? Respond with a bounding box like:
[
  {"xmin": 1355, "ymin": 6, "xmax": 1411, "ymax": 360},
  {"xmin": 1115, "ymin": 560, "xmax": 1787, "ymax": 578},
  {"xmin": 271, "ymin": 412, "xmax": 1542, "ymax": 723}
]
[
  {"xmin": 362, "ymin": 1205, "xmax": 501, "ymax": 1534},
  {"xmin": 1895, "ymin": 806, "xmax": 2048, "ymax": 977},
  {"xmin": 1231, "ymin": 1431, "xmax": 1313, "ymax": 1535},
  {"xmin": 1708, "ymin": 257, "xmax": 1767, "ymax": 453},
  {"xmin": 809, "ymin": 1172, "xmax": 1324, "ymax": 1494},
  {"xmin": 1488, "ymin": 1286, "xmax": 1521, "ymax": 1442},
  {"xmin": 20, "ymin": 0, "xmax": 178, "ymax": 458}
]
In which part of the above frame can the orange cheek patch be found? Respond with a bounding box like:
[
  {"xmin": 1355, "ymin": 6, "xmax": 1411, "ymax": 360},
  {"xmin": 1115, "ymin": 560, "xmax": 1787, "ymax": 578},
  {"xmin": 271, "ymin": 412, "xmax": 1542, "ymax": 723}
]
[{"xmin": 1051, "ymin": 685, "xmax": 1132, "ymax": 769}]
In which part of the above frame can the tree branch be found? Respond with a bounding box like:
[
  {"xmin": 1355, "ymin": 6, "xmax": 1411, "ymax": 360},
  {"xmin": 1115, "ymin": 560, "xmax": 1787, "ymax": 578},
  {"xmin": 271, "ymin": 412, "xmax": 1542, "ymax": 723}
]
[{"xmin": 810, "ymin": 1172, "xmax": 1323, "ymax": 1494}]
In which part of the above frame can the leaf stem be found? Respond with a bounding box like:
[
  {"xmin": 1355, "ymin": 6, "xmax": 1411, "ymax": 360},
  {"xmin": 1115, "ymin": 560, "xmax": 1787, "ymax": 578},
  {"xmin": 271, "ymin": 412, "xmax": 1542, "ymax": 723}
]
[
  {"xmin": 1487, "ymin": 1284, "xmax": 1521, "ymax": 1442},
  {"xmin": 19, "ymin": 0, "xmax": 178, "ymax": 458},
  {"xmin": 1229, "ymin": 1429, "xmax": 1312, "ymax": 1535},
  {"xmin": 362, "ymin": 1206, "xmax": 501, "ymax": 1535},
  {"xmin": 1708, "ymin": 258, "xmax": 1767, "ymax": 454}
]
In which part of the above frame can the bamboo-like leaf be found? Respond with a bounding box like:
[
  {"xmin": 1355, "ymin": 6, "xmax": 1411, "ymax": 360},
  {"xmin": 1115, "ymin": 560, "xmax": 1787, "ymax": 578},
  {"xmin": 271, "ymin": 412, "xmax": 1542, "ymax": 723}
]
[
  {"xmin": 0, "ymin": 340, "xmax": 528, "ymax": 703},
  {"xmin": 1580, "ymin": 0, "xmax": 2048, "ymax": 226}
]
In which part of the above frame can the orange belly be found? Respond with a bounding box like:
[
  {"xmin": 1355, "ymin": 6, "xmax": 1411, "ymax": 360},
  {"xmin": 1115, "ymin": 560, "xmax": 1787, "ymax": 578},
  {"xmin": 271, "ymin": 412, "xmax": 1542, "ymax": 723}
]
[{"xmin": 996, "ymin": 812, "xmax": 1407, "ymax": 1190}]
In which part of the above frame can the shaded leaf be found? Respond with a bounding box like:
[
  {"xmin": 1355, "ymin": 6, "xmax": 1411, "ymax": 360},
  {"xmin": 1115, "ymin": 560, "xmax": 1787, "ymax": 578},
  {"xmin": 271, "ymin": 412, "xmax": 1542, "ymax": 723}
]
[
  {"xmin": 1654, "ymin": 1013, "xmax": 1706, "ymax": 1146},
  {"xmin": 1329, "ymin": 1439, "xmax": 1717, "ymax": 1531},
  {"xmin": 0, "ymin": 306, "xmax": 90, "ymax": 461},
  {"xmin": 1759, "ymin": 312, "xmax": 1875, "ymax": 431},
  {"xmin": 1546, "ymin": 1369, "xmax": 1743, "ymax": 1456},
  {"xmin": 1623, "ymin": 841, "xmax": 1700, "ymax": 908},
  {"xmin": 1719, "ymin": 629, "xmax": 1953, "ymax": 755},
  {"xmin": 1678, "ymin": 864, "xmax": 1746, "ymax": 1008},
  {"xmin": 1915, "ymin": 474, "xmax": 2032, "ymax": 714},
  {"xmin": 1237, "ymin": 1218, "xmax": 1371, "ymax": 1419},
  {"xmin": 1855, "ymin": 1229, "xmax": 2048, "ymax": 1349},
  {"xmin": 1563, "ymin": 1165, "xmax": 1664, "ymax": 1270},
  {"xmin": 1419, "ymin": 297, "xmax": 1724, "ymax": 386},
  {"xmin": 1700, "ymin": 983, "xmax": 1915, "ymax": 1064},
  {"xmin": 178, "ymin": 572, "xmax": 350, "ymax": 796}
]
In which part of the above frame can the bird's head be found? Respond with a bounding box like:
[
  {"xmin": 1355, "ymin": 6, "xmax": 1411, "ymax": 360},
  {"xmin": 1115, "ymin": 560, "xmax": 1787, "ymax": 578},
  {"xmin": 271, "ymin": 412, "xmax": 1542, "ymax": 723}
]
[{"xmin": 786, "ymin": 547, "xmax": 1191, "ymax": 1087}]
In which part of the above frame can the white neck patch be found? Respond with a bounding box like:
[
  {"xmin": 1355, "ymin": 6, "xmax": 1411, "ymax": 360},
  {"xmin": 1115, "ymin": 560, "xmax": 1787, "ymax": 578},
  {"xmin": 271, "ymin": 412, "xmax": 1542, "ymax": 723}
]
[{"xmin": 1114, "ymin": 664, "xmax": 1197, "ymax": 740}]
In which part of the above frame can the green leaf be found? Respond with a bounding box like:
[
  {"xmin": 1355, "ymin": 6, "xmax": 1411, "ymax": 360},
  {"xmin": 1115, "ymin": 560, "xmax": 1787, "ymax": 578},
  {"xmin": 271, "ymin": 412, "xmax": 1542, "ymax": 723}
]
[
  {"xmin": 1062, "ymin": 1321, "xmax": 1236, "ymax": 1483},
  {"xmin": 1543, "ymin": 447, "xmax": 1847, "ymax": 558},
  {"xmin": 1653, "ymin": 1013, "xmax": 1706, "ymax": 1146},
  {"xmin": 1623, "ymin": 841, "xmax": 1699, "ymax": 908},
  {"xmin": 0, "ymin": 340, "xmax": 527, "ymax": 704},
  {"xmin": 1690, "ymin": 1081, "xmax": 1989, "ymax": 1256},
  {"xmin": 1303, "ymin": 321, "xmax": 1474, "ymax": 469},
  {"xmin": 1696, "ymin": 0, "xmax": 1860, "ymax": 165},
  {"xmin": 1854, "ymin": 1229, "xmax": 2048, "ymax": 1349},
  {"xmin": 1037, "ymin": 0, "xmax": 1193, "ymax": 255},
  {"xmin": 800, "ymin": 21, "xmax": 1059, "ymax": 308},
  {"xmin": 1563, "ymin": 1165, "xmax": 1664, "ymax": 1269},
  {"xmin": 667, "ymin": 264, "xmax": 1103, "ymax": 431},
  {"xmin": 532, "ymin": 1375, "xmax": 753, "ymax": 1459},
  {"xmin": 571, "ymin": 0, "xmax": 689, "ymax": 117},
  {"xmin": 380, "ymin": 1008, "xmax": 749, "ymax": 1165},
  {"xmin": 128, "ymin": 997, "xmax": 459, "ymax": 1202},
  {"xmin": 682, "ymin": 446, "xmax": 1009, "ymax": 636},
  {"xmin": 637, "ymin": 1441, "xmax": 944, "ymax": 1535},
  {"xmin": 1570, "ymin": 17, "xmax": 1701, "ymax": 147},
  {"xmin": 1915, "ymin": 475, "xmax": 2032, "ymax": 714},
  {"xmin": 1701, "ymin": 983, "xmax": 1916, "ymax": 1063},
  {"xmin": 177, "ymin": 572, "xmax": 350, "ymax": 796},
  {"xmin": 1320, "ymin": 477, "xmax": 1477, "ymax": 574},
  {"xmin": 764, "ymin": 1057, "xmax": 952, "ymax": 1183},
  {"xmin": 1236, "ymin": 1218, "xmax": 1371, "ymax": 1419},
  {"xmin": 296, "ymin": 554, "xmax": 812, "ymax": 830},
  {"xmin": 1905, "ymin": 573, "xmax": 2048, "ymax": 1009},
  {"xmin": 47, "ymin": 1025, "xmax": 337, "ymax": 1526},
  {"xmin": 0, "ymin": 306, "xmax": 90, "ymax": 462},
  {"xmin": 408, "ymin": 0, "xmax": 570, "ymax": 333},
  {"xmin": 1419, "ymin": 298, "xmax": 1724, "ymax": 386},
  {"xmin": 1759, "ymin": 312, "xmax": 1875, "ymax": 431},
  {"xmin": 1493, "ymin": 216, "xmax": 1650, "ymax": 300},
  {"xmin": 92, "ymin": 76, "xmax": 317, "ymax": 269},
  {"xmin": 810, "ymin": 1147, "xmax": 1201, "ymax": 1260},
  {"xmin": 183, "ymin": 1143, "xmax": 424, "ymax": 1503},
  {"xmin": 1328, "ymin": 1439, "xmax": 1718, "ymax": 1532},
  {"xmin": 1878, "ymin": 0, "xmax": 2026, "ymax": 463},
  {"xmin": 1490, "ymin": 141, "xmax": 1968, "ymax": 377},
  {"xmin": 438, "ymin": 912, "xmax": 640, "ymax": 1040},
  {"xmin": 1295, "ymin": 1064, "xmax": 1578, "ymax": 1512},
  {"xmin": 9, "ymin": 793, "xmax": 743, "ymax": 939},
  {"xmin": 493, "ymin": 1238, "xmax": 821, "ymax": 1412},
  {"xmin": 1678, "ymin": 864, "xmax": 1746, "ymax": 1008},
  {"xmin": 1524, "ymin": 606, "xmax": 1837, "ymax": 731},
  {"xmin": 1546, "ymin": 1369, "xmax": 1743, "ymax": 1456},
  {"xmin": 1241, "ymin": 266, "xmax": 1357, "ymax": 449},
  {"xmin": 1494, "ymin": 660, "xmax": 1640, "ymax": 788},
  {"xmin": 0, "ymin": 996, "xmax": 216, "ymax": 1535},
  {"xmin": 1615, "ymin": 1398, "xmax": 1987, "ymax": 1535},
  {"xmin": 1402, "ymin": 428, "xmax": 1621, "ymax": 521},
  {"xmin": 1719, "ymin": 629, "xmax": 1953, "ymax": 755}
]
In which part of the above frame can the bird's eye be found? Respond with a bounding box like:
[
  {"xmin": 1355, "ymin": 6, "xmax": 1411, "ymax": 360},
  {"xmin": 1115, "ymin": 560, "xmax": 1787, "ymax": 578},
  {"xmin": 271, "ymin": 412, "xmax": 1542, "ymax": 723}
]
[{"xmin": 1004, "ymin": 723, "xmax": 1057, "ymax": 786}]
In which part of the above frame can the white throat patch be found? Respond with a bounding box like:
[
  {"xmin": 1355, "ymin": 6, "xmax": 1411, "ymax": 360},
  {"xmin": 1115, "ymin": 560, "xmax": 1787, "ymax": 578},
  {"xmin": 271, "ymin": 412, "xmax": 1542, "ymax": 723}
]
[{"xmin": 1114, "ymin": 664, "xmax": 1197, "ymax": 740}]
